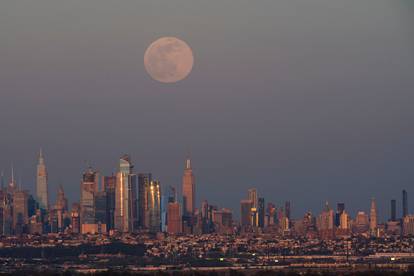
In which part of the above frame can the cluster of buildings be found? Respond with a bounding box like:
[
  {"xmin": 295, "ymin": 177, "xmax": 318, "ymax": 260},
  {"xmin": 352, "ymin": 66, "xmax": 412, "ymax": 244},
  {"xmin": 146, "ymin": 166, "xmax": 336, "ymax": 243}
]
[
  {"xmin": 0, "ymin": 151, "xmax": 233, "ymax": 236},
  {"xmin": 239, "ymin": 188, "xmax": 414, "ymax": 239},
  {"xmin": 1, "ymin": 150, "xmax": 414, "ymax": 240}
]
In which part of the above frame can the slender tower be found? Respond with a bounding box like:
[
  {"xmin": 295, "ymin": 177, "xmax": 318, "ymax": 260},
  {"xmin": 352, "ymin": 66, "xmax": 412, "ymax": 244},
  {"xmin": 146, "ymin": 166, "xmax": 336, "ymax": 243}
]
[
  {"xmin": 8, "ymin": 165, "xmax": 16, "ymax": 192},
  {"xmin": 402, "ymin": 190, "xmax": 408, "ymax": 218},
  {"xmin": 0, "ymin": 170, "xmax": 4, "ymax": 190},
  {"xmin": 390, "ymin": 199, "xmax": 396, "ymax": 221},
  {"xmin": 182, "ymin": 158, "xmax": 195, "ymax": 216},
  {"xmin": 369, "ymin": 198, "xmax": 377, "ymax": 234},
  {"xmin": 115, "ymin": 155, "xmax": 137, "ymax": 232},
  {"xmin": 36, "ymin": 149, "xmax": 49, "ymax": 209},
  {"xmin": 248, "ymin": 188, "xmax": 258, "ymax": 209}
]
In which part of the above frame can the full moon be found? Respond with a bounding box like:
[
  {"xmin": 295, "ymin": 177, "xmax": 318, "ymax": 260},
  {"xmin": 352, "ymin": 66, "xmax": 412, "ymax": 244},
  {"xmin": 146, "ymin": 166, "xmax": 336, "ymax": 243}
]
[{"xmin": 144, "ymin": 37, "xmax": 194, "ymax": 83}]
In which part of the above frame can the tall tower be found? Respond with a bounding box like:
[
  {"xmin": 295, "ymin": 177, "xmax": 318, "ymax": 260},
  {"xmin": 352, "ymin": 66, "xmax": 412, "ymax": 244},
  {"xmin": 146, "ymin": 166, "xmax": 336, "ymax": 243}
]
[
  {"xmin": 8, "ymin": 165, "xmax": 17, "ymax": 193},
  {"xmin": 0, "ymin": 171, "xmax": 4, "ymax": 190},
  {"xmin": 55, "ymin": 185, "xmax": 68, "ymax": 232},
  {"xmin": 369, "ymin": 198, "xmax": 377, "ymax": 234},
  {"xmin": 115, "ymin": 155, "xmax": 138, "ymax": 232},
  {"xmin": 182, "ymin": 158, "xmax": 195, "ymax": 216},
  {"xmin": 391, "ymin": 199, "xmax": 396, "ymax": 221},
  {"xmin": 258, "ymin": 198, "xmax": 265, "ymax": 228},
  {"xmin": 240, "ymin": 200, "xmax": 253, "ymax": 227},
  {"xmin": 103, "ymin": 175, "xmax": 116, "ymax": 230},
  {"xmin": 402, "ymin": 190, "xmax": 408, "ymax": 218},
  {"xmin": 56, "ymin": 185, "xmax": 68, "ymax": 211},
  {"xmin": 36, "ymin": 149, "xmax": 49, "ymax": 209},
  {"xmin": 148, "ymin": 180, "xmax": 161, "ymax": 233},
  {"xmin": 13, "ymin": 190, "xmax": 28, "ymax": 234},
  {"xmin": 167, "ymin": 201, "xmax": 182, "ymax": 234},
  {"xmin": 248, "ymin": 188, "xmax": 258, "ymax": 208},
  {"xmin": 317, "ymin": 202, "xmax": 335, "ymax": 239},
  {"xmin": 138, "ymin": 173, "xmax": 152, "ymax": 228},
  {"xmin": 285, "ymin": 201, "xmax": 291, "ymax": 220},
  {"xmin": 339, "ymin": 210, "xmax": 349, "ymax": 230},
  {"xmin": 80, "ymin": 167, "xmax": 98, "ymax": 234}
]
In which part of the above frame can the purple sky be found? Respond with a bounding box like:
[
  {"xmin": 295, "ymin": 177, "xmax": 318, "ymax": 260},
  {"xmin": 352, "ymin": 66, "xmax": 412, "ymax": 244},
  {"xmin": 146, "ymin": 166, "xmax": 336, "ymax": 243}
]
[{"xmin": 1, "ymin": 0, "xmax": 414, "ymax": 220}]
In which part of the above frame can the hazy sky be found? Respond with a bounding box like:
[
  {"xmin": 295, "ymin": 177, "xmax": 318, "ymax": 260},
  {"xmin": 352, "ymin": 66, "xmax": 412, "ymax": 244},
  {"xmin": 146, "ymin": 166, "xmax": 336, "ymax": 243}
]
[{"xmin": 1, "ymin": 0, "xmax": 413, "ymax": 220}]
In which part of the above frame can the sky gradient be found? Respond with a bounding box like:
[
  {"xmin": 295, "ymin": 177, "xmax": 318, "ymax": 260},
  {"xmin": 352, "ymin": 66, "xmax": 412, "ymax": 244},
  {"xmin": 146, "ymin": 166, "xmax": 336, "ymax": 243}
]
[{"xmin": 1, "ymin": 0, "xmax": 414, "ymax": 220}]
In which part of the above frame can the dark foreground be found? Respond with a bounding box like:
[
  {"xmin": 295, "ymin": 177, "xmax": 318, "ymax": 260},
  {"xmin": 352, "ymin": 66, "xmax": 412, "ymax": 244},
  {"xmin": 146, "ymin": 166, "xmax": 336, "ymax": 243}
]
[{"xmin": 3, "ymin": 268, "xmax": 414, "ymax": 276}]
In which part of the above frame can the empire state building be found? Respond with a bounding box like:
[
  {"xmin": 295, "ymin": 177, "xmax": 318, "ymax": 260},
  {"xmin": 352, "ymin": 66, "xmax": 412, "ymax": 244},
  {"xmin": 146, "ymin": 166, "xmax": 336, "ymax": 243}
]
[
  {"xmin": 36, "ymin": 149, "xmax": 49, "ymax": 209},
  {"xmin": 182, "ymin": 158, "xmax": 195, "ymax": 216}
]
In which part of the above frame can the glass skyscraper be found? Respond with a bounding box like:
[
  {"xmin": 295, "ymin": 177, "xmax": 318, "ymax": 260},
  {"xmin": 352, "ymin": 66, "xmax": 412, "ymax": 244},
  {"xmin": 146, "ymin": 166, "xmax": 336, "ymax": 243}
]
[{"xmin": 115, "ymin": 155, "xmax": 138, "ymax": 232}]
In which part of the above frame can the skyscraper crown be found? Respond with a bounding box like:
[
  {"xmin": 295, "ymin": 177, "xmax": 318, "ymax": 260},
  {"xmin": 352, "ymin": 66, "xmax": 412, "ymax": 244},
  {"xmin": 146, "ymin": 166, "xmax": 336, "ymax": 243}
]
[{"xmin": 185, "ymin": 158, "xmax": 191, "ymax": 169}]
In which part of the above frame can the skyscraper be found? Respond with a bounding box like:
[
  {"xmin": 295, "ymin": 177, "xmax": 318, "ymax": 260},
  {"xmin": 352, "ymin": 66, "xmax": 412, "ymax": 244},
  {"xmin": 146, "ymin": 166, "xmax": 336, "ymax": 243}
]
[
  {"xmin": 80, "ymin": 167, "xmax": 98, "ymax": 234},
  {"xmin": 0, "ymin": 171, "xmax": 4, "ymax": 190},
  {"xmin": 369, "ymin": 198, "xmax": 377, "ymax": 234},
  {"xmin": 55, "ymin": 185, "xmax": 68, "ymax": 232},
  {"xmin": 138, "ymin": 173, "xmax": 152, "ymax": 228},
  {"xmin": 103, "ymin": 175, "xmax": 116, "ymax": 230},
  {"xmin": 391, "ymin": 199, "xmax": 396, "ymax": 221},
  {"xmin": 36, "ymin": 149, "xmax": 48, "ymax": 210},
  {"xmin": 335, "ymin": 203, "xmax": 345, "ymax": 227},
  {"xmin": 167, "ymin": 185, "xmax": 176, "ymax": 203},
  {"xmin": 354, "ymin": 211, "xmax": 369, "ymax": 233},
  {"xmin": 148, "ymin": 180, "xmax": 161, "ymax": 233},
  {"xmin": 339, "ymin": 210, "xmax": 350, "ymax": 230},
  {"xmin": 167, "ymin": 201, "xmax": 182, "ymax": 234},
  {"xmin": 285, "ymin": 201, "xmax": 291, "ymax": 220},
  {"xmin": 247, "ymin": 188, "xmax": 258, "ymax": 209},
  {"xmin": 402, "ymin": 190, "xmax": 408, "ymax": 218},
  {"xmin": 258, "ymin": 197, "xmax": 265, "ymax": 228},
  {"xmin": 94, "ymin": 191, "xmax": 108, "ymax": 233},
  {"xmin": 182, "ymin": 158, "xmax": 195, "ymax": 216},
  {"xmin": 403, "ymin": 215, "xmax": 414, "ymax": 236},
  {"xmin": 55, "ymin": 185, "xmax": 68, "ymax": 211},
  {"xmin": 317, "ymin": 202, "xmax": 334, "ymax": 239},
  {"xmin": 115, "ymin": 155, "xmax": 138, "ymax": 232},
  {"xmin": 71, "ymin": 203, "xmax": 80, "ymax": 234},
  {"xmin": 1, "ymin": 186, "xmax": 13, "ymax": 235},
  {"xmin": 240, "ymin": 199, "xmax": 253, "ymax": 227},
  {"xmin": 8, "ymin": 166, "xmax": 16, "ymax": 194},
  {"xmin": 212, "ymin": 208, "xmax": 233, "ymax": 234},
  {"xmin": 13, "ymin": 190, "xmax": 28, "ymax": 234},
  {"xmin": 247, "ymin": 188, "xmax": 258, "ymax": 228}
]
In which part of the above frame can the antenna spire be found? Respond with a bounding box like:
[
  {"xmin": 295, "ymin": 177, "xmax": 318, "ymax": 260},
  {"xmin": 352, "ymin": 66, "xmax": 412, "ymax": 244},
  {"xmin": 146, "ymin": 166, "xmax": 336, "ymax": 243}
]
[
  {"xmin": 11, "ymin": 164, "xmax": 14, "ymax": 184},
  {"xmin": 0, "ymin": 170, "xmax": 4, "ymax": 190}
]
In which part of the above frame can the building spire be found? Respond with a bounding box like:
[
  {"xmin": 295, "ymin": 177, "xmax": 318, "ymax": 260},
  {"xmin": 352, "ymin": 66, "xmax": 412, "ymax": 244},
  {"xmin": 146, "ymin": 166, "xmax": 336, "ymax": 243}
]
[
  {"xmin": 18, "ymin": 175, "xmax": 22, "ymax": 191},
  {"xmin": 39, "ymin": 148, "xmax": 44, "ymax": 164},
  {"xmin": 185, "ymin": 157, "xmax": 191, "ymax": 169},
  {"xmin": 11, "ymin": 164, "xmax": 14, "ymax": 184},
  {"xmin": 0, "ymin": 170, "xmax": 4, "ymax": 190},
  {"xmin": 58, "ymin": 184, "xmax": 64, "ymax": 194},
  {"xmin": 9, "ymin": 164, "xmax": 16, "ymax": 190},
  {"xmin": 325, "ymin": 201, "xmax": 330, "ymax": 211}
]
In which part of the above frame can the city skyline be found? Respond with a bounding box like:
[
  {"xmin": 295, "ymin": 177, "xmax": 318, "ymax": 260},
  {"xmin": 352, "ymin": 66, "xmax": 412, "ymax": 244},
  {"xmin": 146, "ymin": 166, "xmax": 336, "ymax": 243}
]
[
  {"xmin": 0, "ymin": 149, "xmax": 412, "ymax": 222},
  {"xmin": 1, "ymin": 1, "xmax": 414, "ymax": 273},
  {"xmin": 1, "ymin": 1, "xmax": 414, "ymax": 226}
]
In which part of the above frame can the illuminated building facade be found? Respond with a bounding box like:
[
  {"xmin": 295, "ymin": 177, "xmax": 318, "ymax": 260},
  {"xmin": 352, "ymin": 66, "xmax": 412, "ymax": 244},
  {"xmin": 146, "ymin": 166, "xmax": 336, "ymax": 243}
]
[
  {"xmin": 80, "ymin": 167, "xmax": 98, "ymax": 234},
  {"xmin": 115, "ymin": 155, "xmax": 138, "ymax": 232},
  {"xmin": 182, "ymin": 158, "xmax": 195, "ymax": 216},
  {"xmin": 36, "ymin": 149, "xmax": 49, "ymax": 210},
  {"xmin": 103, "ymin": 175, "xmax": 116, "ymax": 230},
  {"xmin": 138, "ymin": 173, "xmax": 151, "ymax": 228},
  {"xmin": 167, "ymin": 201, "xmax": 182, "ymax": 234},
  {"xmin": 148, "ymin": 180, "xmax": 161, "ymax": 233}
]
